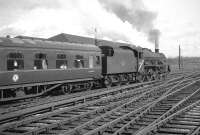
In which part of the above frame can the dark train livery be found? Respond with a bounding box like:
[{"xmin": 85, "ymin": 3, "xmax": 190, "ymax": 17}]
[{"xmin": 0, "ymin": 35, "xmax": 169, "ymax": 101}]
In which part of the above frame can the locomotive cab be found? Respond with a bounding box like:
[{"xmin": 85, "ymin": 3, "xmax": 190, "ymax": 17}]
[{"xmin": 99, "ymin": 42, "xmax": 140, "ymax": 87}]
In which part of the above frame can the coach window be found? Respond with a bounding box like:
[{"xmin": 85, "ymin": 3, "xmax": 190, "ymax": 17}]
[
  {"xmin": 7, "ymin": 52, "xmax": 24, "ymax": 71},
  {"xmin": 34, "ymin": 53, "xmax": 48, "ymax": 69},
  {"xmin": 56, "ymin": 54, "xmax": 67, "ymax": 69},
  {"xmin": 74, "ymin": 55, "xmax": 84, "ymax": 68}
]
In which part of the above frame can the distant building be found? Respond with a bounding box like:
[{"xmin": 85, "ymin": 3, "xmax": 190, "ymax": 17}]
[
  {"xmin": 15, "ymin": 35, "xmax": 47, "ymax": 41},
  {"xmin": 48, "ymin": 33, "xmax": 138, "ymax": 49},
  {"xmin": 15, "ymin": 33, "xmax": 139, "ymax": 50},
  {"xmin": 48, "ymin": 33, "xmax": 96, "ymax": 45}
]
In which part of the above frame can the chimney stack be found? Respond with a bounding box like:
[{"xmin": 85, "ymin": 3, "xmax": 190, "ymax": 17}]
[{"xmin": 155, "ymin": 38, "xmax": 159, "ymax": 53}]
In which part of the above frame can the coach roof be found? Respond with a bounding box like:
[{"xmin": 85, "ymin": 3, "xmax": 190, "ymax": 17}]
[{"xmin": 0, "ymin": 37, "xmax": 100, "ymax": 52}]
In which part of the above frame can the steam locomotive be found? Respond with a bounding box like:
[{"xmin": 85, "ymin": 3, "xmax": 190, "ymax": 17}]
[{"xmin": 0, "ymin": 34, "xmax": 169, "ymax": 102}]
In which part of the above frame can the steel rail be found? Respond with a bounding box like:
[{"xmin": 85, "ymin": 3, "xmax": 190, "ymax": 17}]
[
  {"xmin": 0, "ymin": 74, "xmax": 184, "ymax": 126},
  {"xmin": 0, "ymin": 75, "xmax": 184, "ymax": 135},
  {"xmin": 137, "ymin": 93, "xmax": 200, "ymax": 135},
  {"xmin": 0, "ymin": 80, "xmax": 160, "ymax": 123},
  {"xmin": 77, "ymin": 78, "xmax": 198, "ymax": 135},
  {"xmin": 118, "ymin": 81, "xmax": 200, "ymax": 135},
  {"xmin": 0, "ymin": 71, "xmax": 186, "ymax": 117}
]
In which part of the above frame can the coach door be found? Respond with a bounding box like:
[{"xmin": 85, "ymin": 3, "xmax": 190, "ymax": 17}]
[{"xmin": 89, "ymin": 56, "xmax": 94, "ymax": 68}]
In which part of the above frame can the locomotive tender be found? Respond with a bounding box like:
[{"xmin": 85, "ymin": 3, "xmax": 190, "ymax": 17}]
[{"xmin": 0, "ymin": 34, "xmax": 168, "ymax": 102}]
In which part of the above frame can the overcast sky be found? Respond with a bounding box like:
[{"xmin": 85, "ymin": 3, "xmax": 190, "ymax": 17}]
[{"xmin": 0, "ymin": 0, "xmax": 200, "ymax": 57}]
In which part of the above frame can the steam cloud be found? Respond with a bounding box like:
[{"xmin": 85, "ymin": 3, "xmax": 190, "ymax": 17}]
[
  {"xmin": 98, "ymin": 0, "xmax": 160, "ymax": 43},
  {"xmin": 148, "ymin": 29, "xmax": 161, "ymax": 43}
]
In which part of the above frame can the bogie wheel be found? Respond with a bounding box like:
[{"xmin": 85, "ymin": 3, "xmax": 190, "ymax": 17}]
[
  {"xmin": 63, "ymin": 84, "xmax": 73, "ymax": 93},
  {"xmin": 15, "ymin": 88, "xmax": 26, "ymax": 97},
  {"xmin": 87, "ymin": 81, "xmax": 93, "ymax": 90}
]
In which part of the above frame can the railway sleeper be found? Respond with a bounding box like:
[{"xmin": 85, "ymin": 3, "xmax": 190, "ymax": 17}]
[
  {"xmin": 1, "ymin": 98, "xmax": 128, "ymax": 135},
  {"xmin": 158, "ymin": 127, "xmax": 190, "ymax": 134},
  {"xmin": 55, "ymin": 79, "xmax": 187, "ymax": 135},
  {"xmin": 0, "ymin": 76, "xmax": 191, "ymax": 134},
  {"xmin": 164, "ymin": 123, "xmax": 197, "ymax": 130},
  {"xmin": 133, "ymin": 91, "xmax": 200, "ymax": 135},
  {"xmin": 112, "ymin": 82, "xmax": 200, "ymax": 135}
]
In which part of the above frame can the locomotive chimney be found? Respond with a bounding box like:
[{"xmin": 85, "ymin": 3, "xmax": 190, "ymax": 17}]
[{"xmin": 155, "ymin": 38, "xmax": 159, "ymax": 53}]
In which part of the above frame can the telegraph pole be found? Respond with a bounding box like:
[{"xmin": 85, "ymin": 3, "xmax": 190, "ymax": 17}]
[
  {"xmin": 179, "ymin": 45, "xmax": 181, "ymax": 70},
  {"xmin": 94, "ymin": 27, "xmax": 98, "ymax": 46}
]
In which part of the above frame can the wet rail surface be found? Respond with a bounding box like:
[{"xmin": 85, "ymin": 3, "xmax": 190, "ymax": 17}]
[{"xmin": 0, "ymin": 74, "xmax": 198, "ymax": 135}]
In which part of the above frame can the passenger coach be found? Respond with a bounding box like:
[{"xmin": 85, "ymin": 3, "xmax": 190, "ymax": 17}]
[{"xmin": 0, "ymin": 37, "xmax": 102, "ymax": 101}]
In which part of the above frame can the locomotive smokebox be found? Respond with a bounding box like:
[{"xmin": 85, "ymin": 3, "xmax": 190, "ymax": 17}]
[{"xmin": 155, "ymin": 38, "xmax": 159, "ymax": 53}]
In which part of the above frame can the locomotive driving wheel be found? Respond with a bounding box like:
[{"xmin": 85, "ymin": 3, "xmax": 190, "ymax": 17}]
[
  {"xmin": 104, "ymin": 76, "xmax": 112, "ymax": 88},
  {"xmin": 151, "ymin": 73, "xmax": 157, "ymax": 81},
  {"xmin": 86, "ymin": 81, "xmax": 93, "ymax": 90},
  {"xmin": 123, "ymin": 74, "xmax": 129, "ymax": 84},
  {"xmin": 116, "ymin": 75, "xmax": 122, "ymax": 86},
  {"xmin": 157, "ymin": 73, "xmax": 161, "ymax": 80},
  {"xmin": 137, "ymin": 73, "xmax": 144, "ymax": 83}
]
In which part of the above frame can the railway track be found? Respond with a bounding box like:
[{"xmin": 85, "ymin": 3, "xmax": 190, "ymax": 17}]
[
  {"xmin": 0, "ymin": 73, "xmax": 185, "ymax": 124},
  {"xmin": 0, "ymin": 74, "xmax": 197, "ymax": 135},
  {"xmin": 65, "ymin": 80, "xmax": 200, "ymax": 135},
  {"xmin": 0, "ymin": 80, "xmax": 166, "ymax": 114},
  {"xmin": 113, "ymin": 81, "xmax": 200, "ymax": 135},
  {"xmin": 0, "ymin": 72, "xmax": 185, "ymax": 116},
  {"xmin": 0, "ymin": 80, "xmax": 168, "ymax": 124},
  {"xmin": 0, "ymin": 78, "xmax": 177, "ymax": 126},
  {"xmin": 137, "ymin": 92, "xmax": 200, "ymax": 135}
]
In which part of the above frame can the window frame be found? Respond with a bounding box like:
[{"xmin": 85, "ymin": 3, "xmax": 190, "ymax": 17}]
[
  {"xmin": 7, "ymin": 52, "xmax": 24, "ymax": 71},
  {"xmin": 74, "ymin": 54, "xmax": 85, "ymax": 68},
  {"xmin": 34, "ymin": 53, "xmax": 48, "ymax": 70},
  {"xmin": 56, "ymin": 53, "xmax": 68, "ymax": 69}
]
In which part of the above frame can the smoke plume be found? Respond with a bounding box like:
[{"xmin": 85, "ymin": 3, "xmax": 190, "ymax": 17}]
[
  {"xmin": 148, "ymin": 29, "xmax": 161, "ymax": 43},
  {"xmin": 98, "ymin": 0, "xmax": 160, "ymax": 43}
]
